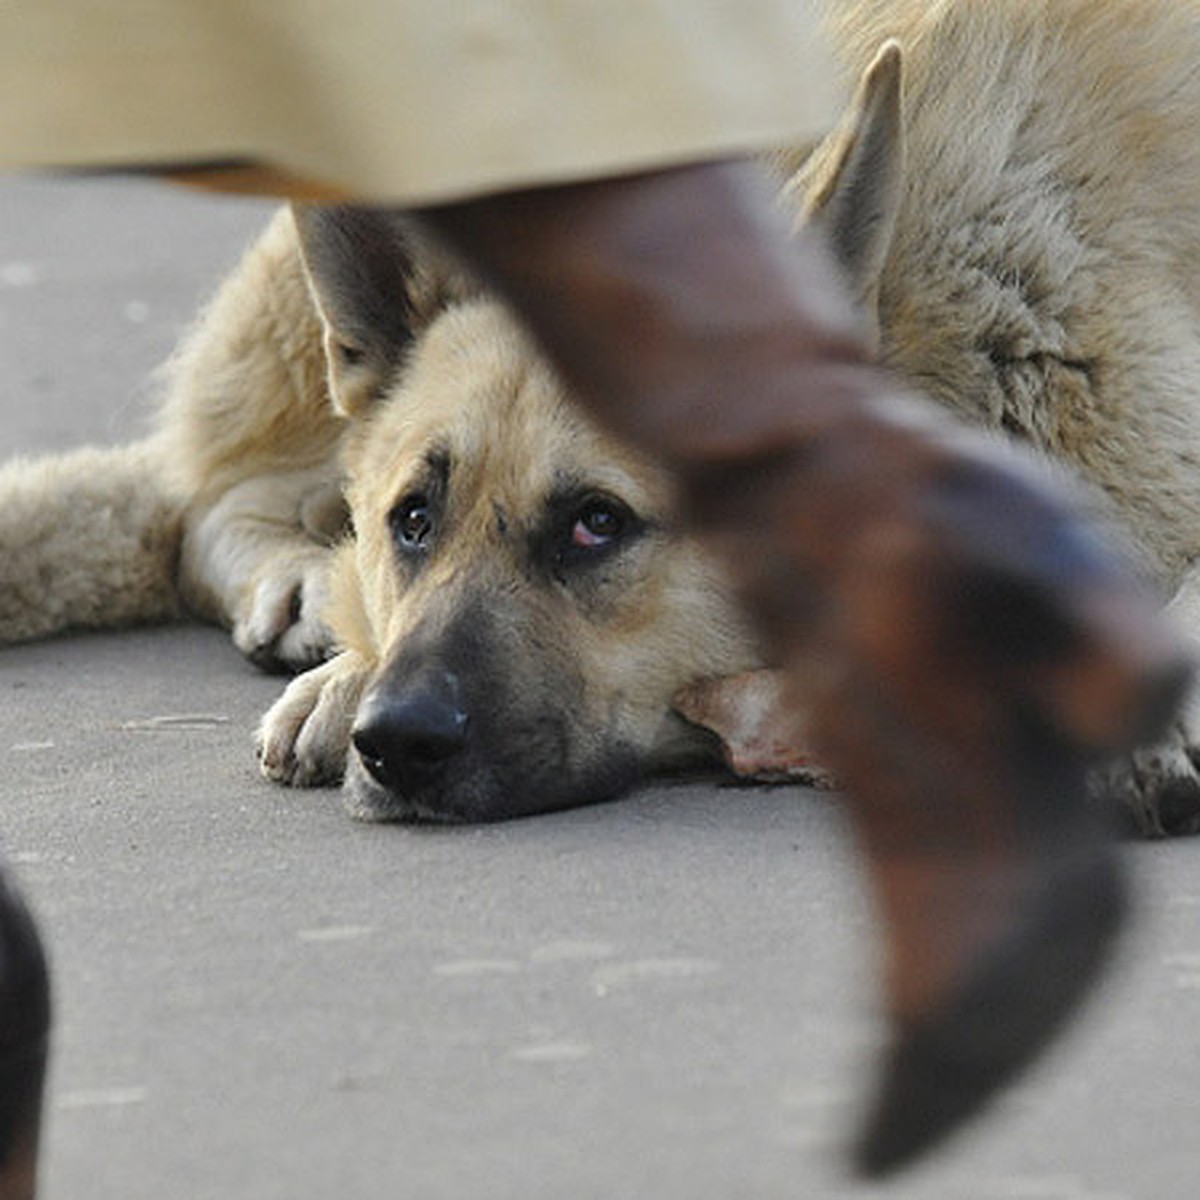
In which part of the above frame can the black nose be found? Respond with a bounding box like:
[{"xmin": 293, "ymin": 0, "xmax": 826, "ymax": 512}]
[{"xmin": 352, "ymin": 670, "xmax": 469, "ymax": 792}]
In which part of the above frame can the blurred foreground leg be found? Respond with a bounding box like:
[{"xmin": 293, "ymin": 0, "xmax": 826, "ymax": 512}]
[
  {"xmin": 0, "ymin": 859, "xmax": 49, "ymax": 1200},
  {"xmin": 420, "ymin": 160, "xmax": 1192, "ymax": 1173}
]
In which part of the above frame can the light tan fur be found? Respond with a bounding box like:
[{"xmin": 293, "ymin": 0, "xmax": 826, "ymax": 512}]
[
  {"xmin": 5, "ymin": 0, "xmax": 1200, "ymax": 828},
  {"xmin": 794, "ymin": 0, "xmax": 1200, "ymax": 830}
]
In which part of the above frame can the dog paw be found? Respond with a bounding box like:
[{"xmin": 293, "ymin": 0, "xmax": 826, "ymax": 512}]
[
  {"xmin": 256, "ymin": 653, "xmax": 370, "ymax": 787},
  {"xmin": 1094, "ymin": 718, "xmax": 1200, "ymax": 837},
  {"xmin": 234, "ymin": 549, "xmax": 335, "ymax": 674}
]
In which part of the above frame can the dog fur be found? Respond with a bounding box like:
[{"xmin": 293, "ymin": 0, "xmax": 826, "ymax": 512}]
[{"xmin": 4, "ymin": 0, "xmax": 1200, "ymax": 830}]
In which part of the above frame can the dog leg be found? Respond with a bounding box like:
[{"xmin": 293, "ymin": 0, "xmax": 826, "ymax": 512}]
[
  {"xmin": 180, "ymin": 469, "xmax": 346, "ymax": 673},
  {"xmin": 257, "ymin": 651, "xmax": 372, "ymax": 786}
]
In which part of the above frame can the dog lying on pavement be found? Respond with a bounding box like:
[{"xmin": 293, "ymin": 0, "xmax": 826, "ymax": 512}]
[{"xmin": 3, "ymin": 0, "xmax": 1200, "ymax": 833}]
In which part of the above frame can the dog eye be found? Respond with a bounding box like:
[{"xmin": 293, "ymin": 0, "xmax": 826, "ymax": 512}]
[
  {"xmin": 569, "ymin": 498, "xmax": 628, "ymax": 551},
  {"xmin": 390, "ymin": 494, "xmax": 434, "ymax": 552}
]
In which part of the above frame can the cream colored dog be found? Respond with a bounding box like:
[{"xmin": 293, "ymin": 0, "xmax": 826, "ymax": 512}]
[{"xmin": 4, "ymin": 0, "xmax": 1200, "ymax": 830}]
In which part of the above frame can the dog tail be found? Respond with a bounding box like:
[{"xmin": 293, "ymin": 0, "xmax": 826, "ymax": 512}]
[{"xmin": 0, "ymin": 438, "xmax": 185, "ymax": 645}]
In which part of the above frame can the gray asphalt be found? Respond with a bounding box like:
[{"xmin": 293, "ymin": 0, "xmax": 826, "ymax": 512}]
[{"xmin": 3, "ymin": 175, "xmax": 1200, "ymax": 1200}]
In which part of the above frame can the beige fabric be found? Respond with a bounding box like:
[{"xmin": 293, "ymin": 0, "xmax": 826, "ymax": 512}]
[{"xmin": 1, "ymin": 2, "xmax": 843, "ymax": 203}]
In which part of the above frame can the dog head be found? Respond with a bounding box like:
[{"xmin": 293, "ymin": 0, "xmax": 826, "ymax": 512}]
[
  {"xmin": 295, "ymin": 209, "xmax": 756, "ymax": 821},
  {"xmin": 287, "ymin": 45, "xmax": 926, "ymax": 822}
]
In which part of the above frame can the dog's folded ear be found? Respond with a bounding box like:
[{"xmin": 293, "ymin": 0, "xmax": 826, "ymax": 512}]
[{"xmin": 292, "ymin": 205, "xmax": 470, "ymax": 418}]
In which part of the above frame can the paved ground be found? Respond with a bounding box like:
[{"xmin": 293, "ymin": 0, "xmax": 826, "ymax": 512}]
[{"xmin": 3, "ymin": 175, "xmax": 1200, "ymax": 1200}]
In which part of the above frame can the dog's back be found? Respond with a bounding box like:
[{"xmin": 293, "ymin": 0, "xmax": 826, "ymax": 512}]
[{"xmin": 818, "ymin": 0, "xmax": 1200, "ymax": 585}]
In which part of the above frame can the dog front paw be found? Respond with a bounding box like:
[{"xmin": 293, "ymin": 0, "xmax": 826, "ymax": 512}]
[
  {"xmin": 257, "ymin": 653, "xmax": 370, "ymax": 787},
  {"xmin": 234, "ymin": 548, "xmax": 335, "ymax": 674},
  {"xmin": 1096, "ymin": 715, "xmax": 1200, "ymax": 836}
]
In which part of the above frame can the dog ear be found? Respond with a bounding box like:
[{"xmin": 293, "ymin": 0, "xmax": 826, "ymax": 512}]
[
  {"xmin": 789, "ymin": 40, "xmax": 906, "ymax": 322},
  {"xmin": 292, "ymin": 205, "xmax": 424, "ymax": 418}
]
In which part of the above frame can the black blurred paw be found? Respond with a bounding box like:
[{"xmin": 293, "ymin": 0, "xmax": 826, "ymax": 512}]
[{"xmin": 1093, "ymin": 731, "xmax": 1200, "ymax": 837}]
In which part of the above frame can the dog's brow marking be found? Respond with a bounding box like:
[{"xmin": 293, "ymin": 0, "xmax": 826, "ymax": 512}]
[{"xmin": 424, "ymin": 445, "xmax": 452, "ymax": 485}]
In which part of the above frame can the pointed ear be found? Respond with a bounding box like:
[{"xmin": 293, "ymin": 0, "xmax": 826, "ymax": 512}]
[
  {"xmin": 292, "ymin": 204, "xmax": 423, "ymax": 418},
  {"xmin": 795, "ymin": 40, "xmax": 906, "ymax": 312}
]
